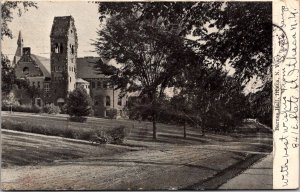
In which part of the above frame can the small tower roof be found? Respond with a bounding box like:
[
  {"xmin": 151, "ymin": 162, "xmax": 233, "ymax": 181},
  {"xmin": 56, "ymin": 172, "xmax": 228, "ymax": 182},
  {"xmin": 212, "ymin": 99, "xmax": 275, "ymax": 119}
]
[{"xmin": 17, "ymin": 31, "xmax": 23, "ymax": 45}]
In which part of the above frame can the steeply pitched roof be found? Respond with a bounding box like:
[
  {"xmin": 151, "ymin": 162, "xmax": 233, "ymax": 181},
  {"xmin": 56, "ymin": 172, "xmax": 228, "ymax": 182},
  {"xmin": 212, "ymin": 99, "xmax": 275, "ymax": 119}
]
[
  {"xmin": 50, "ymin": 16, "xmax": 73, "ymax": 37},
  {"xmin": 76, "ymin": 57, "xmax": 107, "ymax": 79},
  {"xmin": 31, "ymin": 54, "xmax": 51, "ymax": 77}
]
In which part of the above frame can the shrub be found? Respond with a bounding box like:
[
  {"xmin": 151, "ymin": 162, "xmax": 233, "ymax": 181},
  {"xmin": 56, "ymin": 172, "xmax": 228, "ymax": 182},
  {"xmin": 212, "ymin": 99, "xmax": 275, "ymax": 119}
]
[
  {"xmin": 106, "ymin": 125, "xmax": 126, "ymax": 144},
  {"xmin": 60, "ymin": 104, "xmax": 68, "ymax": 114},
  {"xmin": 106, "ymin": 108, "xmax": 117, "ymax": 119},
  {"xmin": 2, "ymin": 104, "xmax": 41, "ymax": 113},
  {"xmin": 43, "ymin": 104, "xmax": 61, "ymax": 114},
  {"xmin": 66, "ymin": 87, "xmax": 92, "ymax": 118}
]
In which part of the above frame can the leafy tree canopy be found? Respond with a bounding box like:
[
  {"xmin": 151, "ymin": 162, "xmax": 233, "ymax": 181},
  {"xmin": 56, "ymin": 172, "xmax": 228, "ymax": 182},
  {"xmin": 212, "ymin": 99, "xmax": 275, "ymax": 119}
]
[
  {"xmin": 97, "ymin": 2, "xmax": 272, "ymax": 82},
  {"xmin": 1, "ymin": 1, "xmax": 37, "ymax": 39}
]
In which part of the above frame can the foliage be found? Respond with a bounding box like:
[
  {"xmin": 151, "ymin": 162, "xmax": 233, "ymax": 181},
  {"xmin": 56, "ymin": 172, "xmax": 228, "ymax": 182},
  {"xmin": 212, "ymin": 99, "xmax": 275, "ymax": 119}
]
[
  {"xmin": 95, "ymin": 2, "xmax": 272, "ymax": 137},
  {"xmin": 2, "ymin": 103, "xmax": 41, "ymax": 113},
  {"xmin": 2, "ymin": 92, "xmax": 19, "ymax": 106},
  {"xmin": 247, "ymin": 81, "xmax": 272, "ymax": 127},
  {"xmin": 97, "ymin": 2, "xmax": 272, "ymax": 81},
  {"xmin": 106, "ymin": 108, "xmax": 117, "ymax": 119},
  {"xmin": 106, "ymin": 125, "xmax": 126, "ymax": 144},
  {"xmin": 66, "ymin": 87, "xmax": 92, "ymax": 118},
  {"xmin": 1, "ymin": 55, "xmax": 16, "ymax": 96},
  {"xmin": 43, "ymin": 104, "xmax": 61, "ymax": 114},
  {"xmin": 1, "ymin": 1, "xmax": 37, "ymax": 39},
  {"xmin": 94, "ymin": 13, "xmax": 198, "ymax": 139},
  {"xmin": 2, "ymin": 119, "xmax": 126, "ymax": 144}
]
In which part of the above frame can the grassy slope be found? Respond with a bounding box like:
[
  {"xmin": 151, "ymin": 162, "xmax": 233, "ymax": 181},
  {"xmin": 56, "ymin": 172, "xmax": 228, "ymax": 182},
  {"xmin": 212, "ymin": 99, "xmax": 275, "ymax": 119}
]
[{"xmin": 1, "ymin": 112, "xmax": 273, "ymax": 190}]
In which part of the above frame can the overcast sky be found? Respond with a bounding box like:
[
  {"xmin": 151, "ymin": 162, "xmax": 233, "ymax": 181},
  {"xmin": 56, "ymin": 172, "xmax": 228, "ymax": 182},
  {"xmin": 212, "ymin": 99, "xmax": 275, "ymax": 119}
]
[{"xmin": 2, "ymin": 1, "xmax": 100, "ymax": 61}]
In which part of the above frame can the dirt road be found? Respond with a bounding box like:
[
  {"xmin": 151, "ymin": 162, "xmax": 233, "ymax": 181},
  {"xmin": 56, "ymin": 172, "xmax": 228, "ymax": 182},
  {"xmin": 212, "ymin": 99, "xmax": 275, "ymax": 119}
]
[{"xmin": 1, "ymin": 129, "xmax": 272, "ymax": 190}]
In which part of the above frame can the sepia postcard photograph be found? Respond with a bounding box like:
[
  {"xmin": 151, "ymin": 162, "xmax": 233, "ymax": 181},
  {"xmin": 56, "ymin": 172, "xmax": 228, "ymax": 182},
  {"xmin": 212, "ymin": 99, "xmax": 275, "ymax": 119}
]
[{"xmin": 0, "ymin": 0, "xmax": 299, "ymax": 190}]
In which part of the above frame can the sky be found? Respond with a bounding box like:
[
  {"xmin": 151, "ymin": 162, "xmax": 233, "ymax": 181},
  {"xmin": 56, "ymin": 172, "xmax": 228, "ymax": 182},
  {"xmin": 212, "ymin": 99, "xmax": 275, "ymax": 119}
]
[{"xmin": 2, "ymin": 1, "xmax": 100, "ymax": 61}]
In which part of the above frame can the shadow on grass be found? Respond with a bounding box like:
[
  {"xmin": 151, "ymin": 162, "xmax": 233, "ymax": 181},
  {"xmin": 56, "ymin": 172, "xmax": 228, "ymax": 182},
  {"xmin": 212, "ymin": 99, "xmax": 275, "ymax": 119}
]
[{"xmin": 57, "ymin": 158, "xmax": 220, "ymax": 172}]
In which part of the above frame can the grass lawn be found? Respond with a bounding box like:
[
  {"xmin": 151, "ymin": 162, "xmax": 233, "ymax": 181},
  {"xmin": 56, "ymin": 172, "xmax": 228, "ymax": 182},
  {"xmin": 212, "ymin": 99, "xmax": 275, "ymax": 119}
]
[
  {"xmin": 1, "ymin": 112, "xmax": 273, "ymax": 190},
  {"xmin": 2, "ymin": 129, "xmax": 272, "ymax": 190},
  {"xmin": 2, "ymin": 111, "xmax": 271, "ymax": 145}
]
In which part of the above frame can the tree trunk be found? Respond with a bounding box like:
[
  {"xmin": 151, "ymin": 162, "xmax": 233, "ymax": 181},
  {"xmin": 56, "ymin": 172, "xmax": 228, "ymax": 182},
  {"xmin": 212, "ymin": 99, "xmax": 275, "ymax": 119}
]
[
  {"xmin": 183, "ymin": 121, "xmax": 187, "ymax": 138},
  {"xmin": 201, "ymin": 121, "xmax": 205, "ymax": 136},
  {"xmin": 151, "ymin": 92, "xmax": 158, "ymax": 140},
  {"xmin": 153, "ymin": 113, "xmax": 157, "ymax": 140}
]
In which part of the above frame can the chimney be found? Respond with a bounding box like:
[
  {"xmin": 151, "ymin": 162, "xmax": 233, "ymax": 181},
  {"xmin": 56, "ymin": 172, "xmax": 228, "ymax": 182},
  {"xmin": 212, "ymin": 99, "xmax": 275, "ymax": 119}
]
[{"xmin": 23, "ymin": 47, "xmax": 31, "ymax": 55}]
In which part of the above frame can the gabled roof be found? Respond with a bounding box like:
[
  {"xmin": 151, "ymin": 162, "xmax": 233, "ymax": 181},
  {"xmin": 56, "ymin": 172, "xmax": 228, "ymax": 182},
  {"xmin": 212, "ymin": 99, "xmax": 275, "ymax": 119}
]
[
  {"xmin": 50, "ymin": 16, "xmax": 74, "ymax": 37},
  {"xmin": 31, "ymin": 54, "xmax": 51, "ymax": 77},
  {"xmin": 76, "ymin": 57, "xmax": 107, "ymax": 79}
]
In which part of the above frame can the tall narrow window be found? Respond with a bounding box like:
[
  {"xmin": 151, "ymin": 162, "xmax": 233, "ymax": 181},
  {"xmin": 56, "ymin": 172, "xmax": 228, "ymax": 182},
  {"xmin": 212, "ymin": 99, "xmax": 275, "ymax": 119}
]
[
  {"xmin": 70, "ymin": 77, "xmax": 71, "ymax": 82},
  {"xmin": 106, "ymin": 96, "xmax": 110, "ymax": 106},
  {"xmin": 37, "ymin": 81, "xmax": 40, "ymax": 88},
  {"xmin": 54, "ymin": 43, "xmax": 59, "ymax": 53},
  {"xmin": 71, "ymin": 45, "xmax": 74, "ymax": 54},
  {"xmin": 44, "ymin": 83, "xmax": 50, "ymax": 92},
  {"xmin": 91, "ymin": 81, "xmax": 95, "ymax": 89},
  {"xmin": 118, "ymin": 97, "xmax": 122, "ymax": 106},
  {"xmin": 60, "ymin": 44, "xmax": 63, "ymax": 53}
]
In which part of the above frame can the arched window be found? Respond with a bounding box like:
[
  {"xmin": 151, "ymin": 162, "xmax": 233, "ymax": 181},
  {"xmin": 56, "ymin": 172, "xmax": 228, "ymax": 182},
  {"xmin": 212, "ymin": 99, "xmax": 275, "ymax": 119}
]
[
  {"xmin": 69, "ymin": 76, "xmax": 71, "ymax": 82},
  {"xmin": 106, "ymin": 96, "xmax": 110, "ymax": 106},
  {"xmin": 23, "ymin": 67, "xmax": 29, "ymax": 75},
  {"xmin": 54, "ymin": 43, "xmax": 59, "ymax": 53}
]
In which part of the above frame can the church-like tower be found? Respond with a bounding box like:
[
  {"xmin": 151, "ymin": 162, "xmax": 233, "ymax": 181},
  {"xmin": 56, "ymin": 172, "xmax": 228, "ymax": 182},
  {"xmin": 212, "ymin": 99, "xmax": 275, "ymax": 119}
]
[
  {"xmin": 50, "ymin": 16, "xmax": 78, "ymax": 106},
  {"xmin": 13, "ymin": 31, "xmax": 23, "ymax": 65}
]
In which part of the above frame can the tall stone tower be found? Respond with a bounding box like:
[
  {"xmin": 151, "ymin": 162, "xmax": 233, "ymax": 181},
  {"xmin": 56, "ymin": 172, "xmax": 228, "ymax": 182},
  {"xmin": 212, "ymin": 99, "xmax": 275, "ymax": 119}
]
[
  {"xmin": 50, "ymin": 16, "xmax": 78, "ymax": 106},
  {"xmin": 13, "ymin": 31, "xmax": 23, "ymax": 65}
]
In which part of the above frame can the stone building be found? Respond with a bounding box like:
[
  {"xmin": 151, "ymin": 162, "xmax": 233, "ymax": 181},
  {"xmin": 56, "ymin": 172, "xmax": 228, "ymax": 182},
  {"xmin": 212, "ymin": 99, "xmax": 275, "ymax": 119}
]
[{"xmin": 13, "ymin": 16, "xmax": 128, "ymax": 118}]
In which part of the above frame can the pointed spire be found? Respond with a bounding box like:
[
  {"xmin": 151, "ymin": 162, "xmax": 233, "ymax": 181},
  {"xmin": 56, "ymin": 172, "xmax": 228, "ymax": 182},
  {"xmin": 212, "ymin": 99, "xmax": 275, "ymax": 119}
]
[
  {"xmin": 14, "ymin": 31, "xmax": 23, "ymax": 64},
  {"xmin": 17, "ymin": 31, "xmax": 23, "ymax": 46}
]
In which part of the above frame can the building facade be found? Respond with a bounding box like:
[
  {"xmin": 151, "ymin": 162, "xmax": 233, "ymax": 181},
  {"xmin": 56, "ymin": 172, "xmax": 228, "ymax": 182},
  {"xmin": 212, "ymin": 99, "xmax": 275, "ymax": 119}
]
[{"xmin": 13, "ymin": 16, "xmax": 128, "ymax": 118}]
